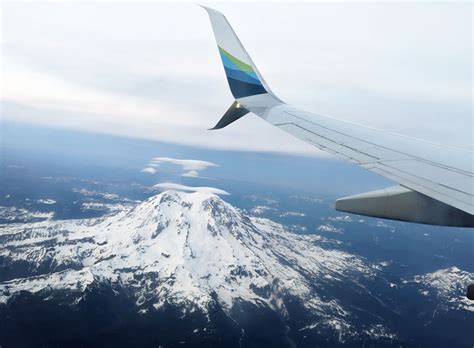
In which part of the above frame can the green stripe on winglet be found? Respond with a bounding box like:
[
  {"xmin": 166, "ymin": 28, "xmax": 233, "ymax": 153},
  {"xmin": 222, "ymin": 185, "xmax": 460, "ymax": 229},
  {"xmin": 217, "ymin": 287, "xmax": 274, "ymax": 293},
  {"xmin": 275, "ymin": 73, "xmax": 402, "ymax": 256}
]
[{"xmin": 218, "ymin": 46, "xmax": 254, "ymax": 73}]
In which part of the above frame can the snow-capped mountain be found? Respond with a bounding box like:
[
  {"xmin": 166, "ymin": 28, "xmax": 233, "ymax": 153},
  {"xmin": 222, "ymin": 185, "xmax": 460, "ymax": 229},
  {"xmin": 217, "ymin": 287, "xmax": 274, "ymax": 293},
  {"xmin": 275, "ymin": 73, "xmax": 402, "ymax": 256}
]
[
  {"xmin": 412, "ymin": 267, "xmax": 474, "ymax": 312},
  {"xmin": 0, "ymin": 190, "xmax": 397, "ymax": 341}
]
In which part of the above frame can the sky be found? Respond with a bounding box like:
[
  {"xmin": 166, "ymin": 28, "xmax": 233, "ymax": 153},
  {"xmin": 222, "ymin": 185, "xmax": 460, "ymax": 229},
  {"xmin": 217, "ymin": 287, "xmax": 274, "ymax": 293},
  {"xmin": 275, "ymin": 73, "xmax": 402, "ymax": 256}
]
[{"xmin": 1, "ymin": 1, "xmax": 472, "ymax": 156}]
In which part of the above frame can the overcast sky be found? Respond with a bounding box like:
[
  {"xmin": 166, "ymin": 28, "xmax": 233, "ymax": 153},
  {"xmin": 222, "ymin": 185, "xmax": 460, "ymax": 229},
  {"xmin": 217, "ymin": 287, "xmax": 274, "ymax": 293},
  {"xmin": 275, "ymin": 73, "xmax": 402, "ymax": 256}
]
[{"xmin": 2, "ymin": 2, "xmax": 472, "ymax": 155}]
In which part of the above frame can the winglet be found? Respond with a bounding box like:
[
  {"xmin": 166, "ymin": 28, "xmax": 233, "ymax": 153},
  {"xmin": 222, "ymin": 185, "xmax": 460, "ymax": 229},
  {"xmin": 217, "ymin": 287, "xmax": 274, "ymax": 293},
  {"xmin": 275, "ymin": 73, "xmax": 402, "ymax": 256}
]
[
  {"xmin": 201, "ymin": 6, "xmax": 274, "ymax": 100},
  {"xmin": 209, "ymin": 101, "xmax": 249, "ymax": 130}
]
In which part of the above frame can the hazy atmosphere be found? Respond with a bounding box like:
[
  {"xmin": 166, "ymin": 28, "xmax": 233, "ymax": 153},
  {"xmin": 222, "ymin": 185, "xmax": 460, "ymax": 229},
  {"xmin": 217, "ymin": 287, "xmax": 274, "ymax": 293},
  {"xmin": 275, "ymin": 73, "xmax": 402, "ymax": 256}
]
[{"xmin": 3, "ymin": 2, "xmax": 472, "ymax": 154}]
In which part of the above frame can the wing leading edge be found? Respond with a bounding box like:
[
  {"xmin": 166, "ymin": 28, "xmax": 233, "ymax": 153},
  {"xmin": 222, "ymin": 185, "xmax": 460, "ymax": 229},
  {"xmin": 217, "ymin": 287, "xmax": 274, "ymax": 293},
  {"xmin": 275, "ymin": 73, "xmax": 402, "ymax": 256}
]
[{"xmin": 202, "ymin": 7, "xmax": 474, "ymax": 227}]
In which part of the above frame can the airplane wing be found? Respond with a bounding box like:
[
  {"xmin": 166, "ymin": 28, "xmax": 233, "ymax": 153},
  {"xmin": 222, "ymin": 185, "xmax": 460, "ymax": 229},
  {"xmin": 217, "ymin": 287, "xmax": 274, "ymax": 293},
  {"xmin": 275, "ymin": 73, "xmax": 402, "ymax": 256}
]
[{"xmin": 202, "ymin": 7, "xmax": 474, "ymax": 227}]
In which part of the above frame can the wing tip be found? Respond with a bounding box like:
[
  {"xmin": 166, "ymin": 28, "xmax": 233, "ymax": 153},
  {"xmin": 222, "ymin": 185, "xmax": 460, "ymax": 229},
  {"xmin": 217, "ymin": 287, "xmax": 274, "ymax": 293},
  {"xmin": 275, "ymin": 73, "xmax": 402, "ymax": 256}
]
[{"xmin": 198, "ymin": 4, "xmax": 224, "ymax": 18}]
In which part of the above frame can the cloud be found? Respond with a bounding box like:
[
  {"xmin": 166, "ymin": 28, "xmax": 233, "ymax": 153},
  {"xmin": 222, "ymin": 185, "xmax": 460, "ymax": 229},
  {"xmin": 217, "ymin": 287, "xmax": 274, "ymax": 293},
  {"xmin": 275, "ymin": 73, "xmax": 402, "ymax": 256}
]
[
  {"xmin": 37, "ymin": 199, "xmax": 56, "ymax": 205},
  {"xmin": 143, "ymin": 158, "xmax": 218, "ymax": 178},
  {"xmin": 153, "ymin": 182, "xmax": 229, "ymax": 195},
  {"xmin": 148, "ymin": 156, "xmax": 217, "ymax": 178},
  {"xmin": 141, "ymin": 167, "xmax": 157, "ymax": 174},
  {"xmin": 151, "ymin": 157, "xmax": 218, "ymax": 171},
  {"xmin": 182, "ymin": 170, "xmax": 200, "ymax": 177}
]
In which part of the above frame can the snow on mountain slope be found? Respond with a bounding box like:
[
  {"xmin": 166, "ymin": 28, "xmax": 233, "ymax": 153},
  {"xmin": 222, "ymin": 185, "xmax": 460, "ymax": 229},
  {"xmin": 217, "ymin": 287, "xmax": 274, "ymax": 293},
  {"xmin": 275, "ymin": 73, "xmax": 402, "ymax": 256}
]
[
  {"xmin": 412, "ymin": 267, "xmax": 474, "ymax": 312},
  {"xmin": 0, "ymin": 190, "xmax": 390, "ymax": 338}
]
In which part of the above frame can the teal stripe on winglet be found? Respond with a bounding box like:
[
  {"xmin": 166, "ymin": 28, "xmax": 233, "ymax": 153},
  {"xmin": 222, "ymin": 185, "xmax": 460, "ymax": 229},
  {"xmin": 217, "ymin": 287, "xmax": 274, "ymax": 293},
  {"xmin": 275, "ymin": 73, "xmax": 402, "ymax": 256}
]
[{"xmin": 219, "ymin": 50, "xmax": 259, "ymax": 80}]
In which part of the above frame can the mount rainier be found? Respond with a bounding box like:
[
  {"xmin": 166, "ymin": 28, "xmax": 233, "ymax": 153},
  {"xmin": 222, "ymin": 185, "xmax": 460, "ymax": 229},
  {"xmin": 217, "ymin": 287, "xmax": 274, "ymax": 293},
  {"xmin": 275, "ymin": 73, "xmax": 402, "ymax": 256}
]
[{"xmin": 1, "ymin": 190, "xmax": 467, "ymax": 346}]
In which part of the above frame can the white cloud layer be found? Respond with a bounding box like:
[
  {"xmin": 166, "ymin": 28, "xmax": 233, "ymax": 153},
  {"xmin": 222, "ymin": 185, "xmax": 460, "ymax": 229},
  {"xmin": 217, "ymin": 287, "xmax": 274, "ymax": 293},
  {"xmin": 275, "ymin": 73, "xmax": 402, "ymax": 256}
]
[
  {"xmin": 2, "ymin": 3, "xmax": 472, "ymax": 153},
  {"xmin": 142, "ymin": 156, "xmax": 217, "ymax": 178},
  {"xmin": 182, "ymin": 170, "xmax": 200, "ymax": 178},
  {"xmin": 151, "ymin": 157, "xmax": 218, "ymax": 171},
  {"xmin": 153, "ymin": 183, "xmax": 229, "ymax": 195},
  {"xmin": 141, "ymin": 167, "xmax": 157, "ymax": 174}
]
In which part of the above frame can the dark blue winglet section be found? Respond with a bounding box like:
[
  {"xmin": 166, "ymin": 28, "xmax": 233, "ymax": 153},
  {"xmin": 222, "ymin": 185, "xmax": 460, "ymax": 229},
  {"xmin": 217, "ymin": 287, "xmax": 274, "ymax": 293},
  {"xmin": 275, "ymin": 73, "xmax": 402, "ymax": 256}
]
[{"xmin": 226, "ymin": 78, "xmax": 267, "ymax": 99}]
